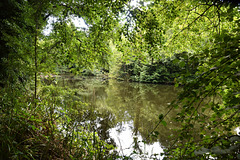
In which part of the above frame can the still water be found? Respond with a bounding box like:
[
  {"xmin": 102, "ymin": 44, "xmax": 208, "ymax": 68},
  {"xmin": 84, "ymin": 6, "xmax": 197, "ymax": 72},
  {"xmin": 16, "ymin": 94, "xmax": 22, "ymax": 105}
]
[{"xmin": 58, "ymin": 76, "xmax": 180, "ymax": 159}]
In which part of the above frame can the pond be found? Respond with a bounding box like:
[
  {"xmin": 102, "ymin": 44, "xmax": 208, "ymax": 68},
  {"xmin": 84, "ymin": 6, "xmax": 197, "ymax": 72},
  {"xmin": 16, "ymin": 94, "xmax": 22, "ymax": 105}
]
[{"xmin": 58, "ymin": 75, "xmax": 181, "ymax": 159}]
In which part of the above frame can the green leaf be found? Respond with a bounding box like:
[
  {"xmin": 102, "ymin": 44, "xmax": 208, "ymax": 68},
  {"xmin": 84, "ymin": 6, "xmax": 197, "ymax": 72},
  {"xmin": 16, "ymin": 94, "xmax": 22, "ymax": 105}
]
[
  {"xmin": 161, "ymin": 120, "xmax": 167, "ymax": 127},
  {"xmin": 175, "ymin": 82, "xmax": 179, "ymax": 88},
  {"xmin": 179, "ymin": 61, "xmax": 185, "ymax": 68},
  {"xmin": 154, "ymin": 131, "xmax": 160, "ymax": 136},
  {"xmin": 159, "ymin": 114, "xmax": 164, "ymax": 120}
]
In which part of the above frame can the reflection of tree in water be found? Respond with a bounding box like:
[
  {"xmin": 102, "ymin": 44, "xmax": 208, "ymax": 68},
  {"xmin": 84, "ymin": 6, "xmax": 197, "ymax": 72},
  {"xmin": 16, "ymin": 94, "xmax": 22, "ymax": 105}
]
[
  {"xmin": 106, "ymin": 80, "xmax": 181, "ymax": 147},
  {"xmin": 58, "ymin": 76, "xmax": 117, "ymax": 146},
  {"xmin": 58, "ymin": 76, "xmax": 181, "ymax": 149},
  {"xmin": 80, "ymin": 83, "xmax": 117, "ymax": 146},
  {"xmin": 83, "ymin": 109, "xmax": 117, "ymax": 147},
  {"xmin": 133, "ymin": 100, "xmax": 143, "ymax": 154}
]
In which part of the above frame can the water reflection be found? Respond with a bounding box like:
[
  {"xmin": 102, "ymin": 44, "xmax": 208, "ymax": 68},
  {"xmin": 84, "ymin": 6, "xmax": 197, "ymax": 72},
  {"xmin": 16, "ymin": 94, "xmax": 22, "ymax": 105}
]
[{"xmin": 58, "ymin": 76, "xmax": 180, "ymax": 158}]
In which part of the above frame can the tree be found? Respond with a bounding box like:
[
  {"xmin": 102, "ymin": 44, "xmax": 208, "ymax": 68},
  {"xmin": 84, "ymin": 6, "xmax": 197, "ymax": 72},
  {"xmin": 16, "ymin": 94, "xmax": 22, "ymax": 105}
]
[
  {"xmin": 144, "ymin": 0, "xmax": 240, "ymax": 159},
  {"xmin": 0, "ymin": 0, "xmax": 131, "ymax": 159},
  {"xmin": 1, "ymin": 0, "xmax": 239, "ymax": 159},
  {"xmin": 116, "ymin": 0, "xmax": 239, "ymax": 158}
]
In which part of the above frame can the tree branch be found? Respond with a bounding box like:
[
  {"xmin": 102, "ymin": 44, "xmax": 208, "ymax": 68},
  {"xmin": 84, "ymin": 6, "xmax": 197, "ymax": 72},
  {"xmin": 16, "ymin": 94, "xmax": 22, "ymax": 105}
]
[{"xmin": 169, "ymin": 4, "xmax": 213, "ymax": 43}]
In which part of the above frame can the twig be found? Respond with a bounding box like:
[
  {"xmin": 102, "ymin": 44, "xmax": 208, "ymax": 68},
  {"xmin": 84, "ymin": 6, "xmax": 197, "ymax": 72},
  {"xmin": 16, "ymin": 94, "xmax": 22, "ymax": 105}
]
[
  {"xmin": 146, "ymin": 103, "xmax": 176, "ymax": 140},
  {"xmin": 169, "ymin": 4, "xmax": 213, "ymax": 43}
]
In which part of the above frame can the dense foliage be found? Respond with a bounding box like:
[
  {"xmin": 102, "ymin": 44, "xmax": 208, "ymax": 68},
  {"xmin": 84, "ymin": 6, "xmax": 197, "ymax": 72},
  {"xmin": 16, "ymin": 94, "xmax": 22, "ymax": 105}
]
[
  {"xmin": 0, "ymin": 0, "xmax": 130, "ymax": 159},
  {"xmin": 0, "ymin": 0, "xmax": 239, "ymax": 159}
]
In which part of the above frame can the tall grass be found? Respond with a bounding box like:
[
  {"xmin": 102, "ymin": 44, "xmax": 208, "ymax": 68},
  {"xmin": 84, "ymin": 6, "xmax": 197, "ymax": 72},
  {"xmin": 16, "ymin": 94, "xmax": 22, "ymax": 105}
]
[{"xmin": 0, "ymin": 83, "xmax": 118, "ymax": 160}]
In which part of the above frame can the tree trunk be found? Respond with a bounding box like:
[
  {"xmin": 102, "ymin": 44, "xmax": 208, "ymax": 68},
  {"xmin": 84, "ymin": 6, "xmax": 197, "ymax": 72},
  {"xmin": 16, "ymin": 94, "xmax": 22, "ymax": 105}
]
[{"xmin": 34, "ymin": 24, "xmax": 38, "ymax": 107}]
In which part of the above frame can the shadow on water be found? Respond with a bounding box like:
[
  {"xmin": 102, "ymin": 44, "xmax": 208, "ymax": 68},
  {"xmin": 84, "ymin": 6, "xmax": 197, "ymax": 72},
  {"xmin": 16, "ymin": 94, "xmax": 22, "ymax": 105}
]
[{"xmin": 57, "ymin": 75, "xmax": 181, "ymax": 159}]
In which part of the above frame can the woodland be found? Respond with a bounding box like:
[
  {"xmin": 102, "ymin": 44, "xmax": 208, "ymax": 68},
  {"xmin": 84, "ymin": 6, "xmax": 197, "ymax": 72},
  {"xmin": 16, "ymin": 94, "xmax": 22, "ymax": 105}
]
[{"xmin": 0, "ymin": 0, "xmax": 239, "ymax": 159}]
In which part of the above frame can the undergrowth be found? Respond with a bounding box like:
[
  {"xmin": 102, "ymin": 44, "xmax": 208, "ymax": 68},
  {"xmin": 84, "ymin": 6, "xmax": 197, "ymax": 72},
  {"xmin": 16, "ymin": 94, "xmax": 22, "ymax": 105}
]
[{"xmin": 0, "ymin": 84, "xmax": 119, "ymax": 160}]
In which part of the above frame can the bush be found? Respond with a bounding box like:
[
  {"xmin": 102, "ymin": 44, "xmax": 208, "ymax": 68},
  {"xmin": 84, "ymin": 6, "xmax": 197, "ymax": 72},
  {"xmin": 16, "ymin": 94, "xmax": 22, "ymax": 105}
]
[
  {"xmin": 0, "ymin": 85, "xmax": 118, "ymax": 160},
  {"xmin": 116, "ymin": 55, "xmax": 195, "ymax": 84}
]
